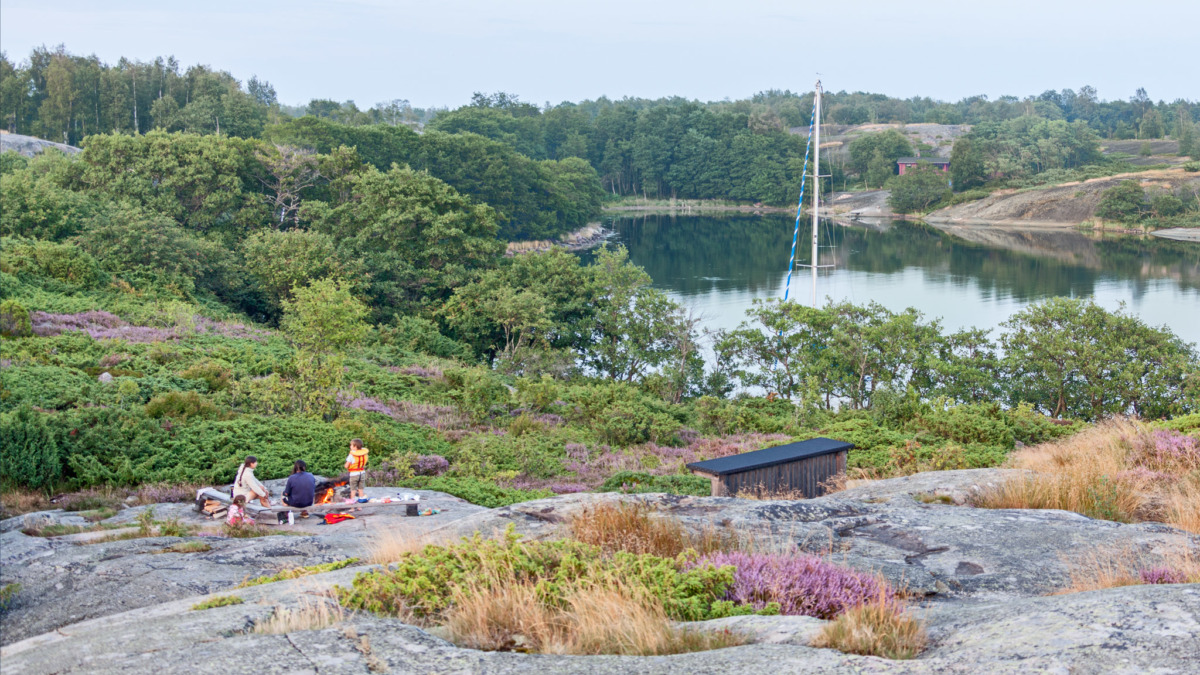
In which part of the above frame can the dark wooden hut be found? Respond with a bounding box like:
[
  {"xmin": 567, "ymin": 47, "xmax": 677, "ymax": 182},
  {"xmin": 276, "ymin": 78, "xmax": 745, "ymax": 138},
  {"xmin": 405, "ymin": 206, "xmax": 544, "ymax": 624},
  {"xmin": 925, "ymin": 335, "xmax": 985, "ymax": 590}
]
[{"xmin": 686, "ymin": 437, "xmax": 853, "ymax": 498}]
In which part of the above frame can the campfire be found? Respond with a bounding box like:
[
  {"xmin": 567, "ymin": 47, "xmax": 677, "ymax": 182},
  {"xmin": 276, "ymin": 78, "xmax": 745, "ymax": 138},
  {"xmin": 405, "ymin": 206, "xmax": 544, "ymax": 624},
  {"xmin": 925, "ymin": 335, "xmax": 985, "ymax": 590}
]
[{"xmin": 315, "ymin": 476, "xmax": 350, "ymax": 504}]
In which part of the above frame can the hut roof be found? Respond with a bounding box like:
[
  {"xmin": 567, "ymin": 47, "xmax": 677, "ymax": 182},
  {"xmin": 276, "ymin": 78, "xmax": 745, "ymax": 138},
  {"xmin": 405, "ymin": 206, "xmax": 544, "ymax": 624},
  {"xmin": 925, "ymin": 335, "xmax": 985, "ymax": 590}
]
[{"xmin": 686, "ymin": 437, "xmax": 854, "ymax": 476}]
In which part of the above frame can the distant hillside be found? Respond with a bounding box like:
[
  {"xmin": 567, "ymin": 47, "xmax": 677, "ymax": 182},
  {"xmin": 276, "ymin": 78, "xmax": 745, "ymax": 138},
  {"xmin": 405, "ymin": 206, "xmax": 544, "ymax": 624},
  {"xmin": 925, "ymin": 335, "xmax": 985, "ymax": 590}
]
[
  {"xmin": 926, "ymin": 168, "xmax": 1200, "ymax": 226},
  {"xmin": 0, "ymin": 132, "xmax": 82, "ymax": 157},
  {"xmin": 792, "ymin": 122, "xmax": 972, "ymax": 161}
]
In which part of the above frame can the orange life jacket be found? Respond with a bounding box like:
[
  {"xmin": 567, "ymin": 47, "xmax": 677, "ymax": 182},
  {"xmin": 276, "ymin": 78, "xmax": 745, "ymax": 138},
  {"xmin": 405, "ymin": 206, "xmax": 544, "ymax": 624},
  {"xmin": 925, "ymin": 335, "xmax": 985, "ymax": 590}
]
[{"xmin": 346, "ymin": 447, "xmax": 369, "ymax": 472}]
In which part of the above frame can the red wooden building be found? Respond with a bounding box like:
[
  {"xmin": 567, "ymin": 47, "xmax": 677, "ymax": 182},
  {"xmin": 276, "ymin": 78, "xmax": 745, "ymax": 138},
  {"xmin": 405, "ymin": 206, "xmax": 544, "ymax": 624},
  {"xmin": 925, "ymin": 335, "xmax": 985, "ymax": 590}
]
[{"xmin": 896, "ymin": 157, "xmax": 950, "ymax": 175}]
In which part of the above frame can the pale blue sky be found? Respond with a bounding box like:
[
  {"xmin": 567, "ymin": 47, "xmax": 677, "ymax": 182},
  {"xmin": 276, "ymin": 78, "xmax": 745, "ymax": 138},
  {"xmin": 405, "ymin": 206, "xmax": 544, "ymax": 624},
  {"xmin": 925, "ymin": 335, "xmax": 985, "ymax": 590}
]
[{"xmin": 1, "ymin": 0, "xmax": 1196, "ymax": 108}]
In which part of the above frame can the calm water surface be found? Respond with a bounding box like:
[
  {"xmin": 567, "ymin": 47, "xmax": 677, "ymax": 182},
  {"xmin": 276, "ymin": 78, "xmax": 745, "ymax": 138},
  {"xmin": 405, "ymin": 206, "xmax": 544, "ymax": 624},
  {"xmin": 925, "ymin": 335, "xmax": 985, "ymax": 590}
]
[{"xmin": 600, "ymin": 214, "xmax": 1200, "ymax": 344}]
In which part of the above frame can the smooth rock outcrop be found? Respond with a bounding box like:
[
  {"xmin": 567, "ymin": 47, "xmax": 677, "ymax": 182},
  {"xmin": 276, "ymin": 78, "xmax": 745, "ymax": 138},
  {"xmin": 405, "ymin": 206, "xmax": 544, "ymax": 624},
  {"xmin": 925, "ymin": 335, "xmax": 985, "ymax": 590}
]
[{"xmin": 2, "ymin": 470, "xmax": 1198, "ymax": 673}]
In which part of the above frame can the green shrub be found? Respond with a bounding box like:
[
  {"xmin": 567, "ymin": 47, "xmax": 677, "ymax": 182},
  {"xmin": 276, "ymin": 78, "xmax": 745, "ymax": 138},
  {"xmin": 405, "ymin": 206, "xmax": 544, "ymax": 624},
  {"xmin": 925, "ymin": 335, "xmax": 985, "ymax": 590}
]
[
  {"xmin": 191, "ymin": 595, "xmax": 244, "ymax": 610},
  {"xmin": 0, "ymin": 583, "xmax": 21, "ymax": 611},
  {"xmin": 1183, "ymin": 161, "xmax": 1200, "ymax": 172},
  {"xmin": 399, "ymin": 476, "xmax": 552, "ymax": 508},
  {"xmin": 0, "ymin": 405, "xmax": 62, "ymax": 489},
  {"xmin": 599, "ymin": 471, "xmax": 712, "ymax": 497},
  {"xmin": 338, "ymin": 528, "xmax": 754, "ymax": 622},
  {"xmin": 569, "ymin": 382, "xmax": 686, "ymax": 446},
  {"xmin": 144, "ymin": 391, "xmax": 223, "ymax": 422},
  {"xmin": 0, "ymin": 238, "xmax": 102, "ymax": 287},
  {"xmin": 179, "ymin": 361, "xmax": 231, "ymax": 392},
  {"xmin": 237, "ymin": 558, "xmax": 360, "ymax": 587},
  {"xmin": 447, "ymin": 429, "xmax": 578, "ymax": 479},
  {"xmin": 0, "ymin": 299, "xmax": 33, "ymax": 338},
  {"xmin": 374, "ymin": 315, "xmax": 474, "ymax": 361},
  {"xmin": 1095, "ymin": 180, "xmax": 1146, "ymax": 222},
  {"xmin": 445, "ymin": 368, "xmax": 511, "ymax": 421}
]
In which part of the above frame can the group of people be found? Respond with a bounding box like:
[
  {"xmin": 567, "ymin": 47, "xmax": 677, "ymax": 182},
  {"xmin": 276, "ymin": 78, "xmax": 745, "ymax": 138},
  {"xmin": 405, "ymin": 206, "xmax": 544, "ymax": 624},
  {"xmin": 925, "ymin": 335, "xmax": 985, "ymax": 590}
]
[{"xmin": 226, "ymin": 439, "xmax": 370, "ymax": 526}]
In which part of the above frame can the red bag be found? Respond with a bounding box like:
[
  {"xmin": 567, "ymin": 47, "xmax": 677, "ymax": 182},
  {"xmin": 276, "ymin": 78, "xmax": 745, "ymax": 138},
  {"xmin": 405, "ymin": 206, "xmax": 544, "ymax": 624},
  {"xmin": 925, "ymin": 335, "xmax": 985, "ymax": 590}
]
[{"xmin": 324, "ymin": 513, "xmax": 356, "ymax": 524}]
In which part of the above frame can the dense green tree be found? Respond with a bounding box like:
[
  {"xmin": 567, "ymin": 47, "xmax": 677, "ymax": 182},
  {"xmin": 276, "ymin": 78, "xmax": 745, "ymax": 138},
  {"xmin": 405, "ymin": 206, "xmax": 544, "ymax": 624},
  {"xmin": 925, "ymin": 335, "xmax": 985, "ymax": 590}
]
[
  {"xmin": 949, "ymin": 137, "xmax": 986, "ymax": 190},
  {"xmin": 887, "ymin": 163, "xmax": 950, "ymax": 213},
  {"xmin": 74, "ymin": 131, "xmax": 267, "ymax": 236},
  {"xmin": 865, "ymin": 149, "xmax": 894, "ymax": 189},
  {"xmin": 281, "ymin": 277, "xmax": 370, "ymax": 417},
  {"xmin": 848, "ymin": 130, "xmax": 913, "ymax": 176},
  {"xmin": 77, "ymin": 205, "xmax": 234, "ymax": 295},
  {"xmin": 581, "ymin": 246, "xmax": 694, "ymax": 384},
  {"xmin": 1139, "ymin": 108, "xmax": 1163, "ymax": 139},
  {"xmin": 714, "ymin": 299, "xmax": 944, "ymax": 409},
  {"xmin": 242, "ymin": 228, "xmax": 358, "ymax": 319},
  {"xmin": 1095, "ymin": 180, "xmax": 1146, "ymax": 222},
  {"xmin": 1001, "ymin": 298, "xmax": 1198, "ymax": 419},
  {"xmin": 302, "ymin": 165, "xmax": 503, "ymax": 317},
  {"xmin": 0, "ymin": 156, "xmax": 96, "ymax": 240}
]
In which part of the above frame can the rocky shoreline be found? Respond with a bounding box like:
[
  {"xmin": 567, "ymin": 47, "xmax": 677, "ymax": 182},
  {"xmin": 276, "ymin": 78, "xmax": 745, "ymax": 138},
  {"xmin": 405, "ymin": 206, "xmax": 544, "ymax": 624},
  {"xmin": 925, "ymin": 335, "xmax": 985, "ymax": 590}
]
[{"xmin": 2, "ymin": 469, "xmax": 1198, "ymax": 673}]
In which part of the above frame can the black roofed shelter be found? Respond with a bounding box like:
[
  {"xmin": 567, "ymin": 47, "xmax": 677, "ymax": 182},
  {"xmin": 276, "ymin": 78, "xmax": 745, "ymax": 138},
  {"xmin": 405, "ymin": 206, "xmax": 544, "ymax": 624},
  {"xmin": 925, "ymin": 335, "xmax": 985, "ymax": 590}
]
[{"xmin": 686, "ymin": 437, "xmax": 853, "ymax": 498}]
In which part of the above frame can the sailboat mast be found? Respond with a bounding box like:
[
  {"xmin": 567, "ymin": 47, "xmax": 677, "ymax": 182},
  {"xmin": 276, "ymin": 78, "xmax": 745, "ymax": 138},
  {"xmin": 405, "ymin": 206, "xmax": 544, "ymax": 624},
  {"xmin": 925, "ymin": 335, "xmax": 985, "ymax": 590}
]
[{"xmin": 811, "ymin": 80, "xmax": 822, "ymax": 308}]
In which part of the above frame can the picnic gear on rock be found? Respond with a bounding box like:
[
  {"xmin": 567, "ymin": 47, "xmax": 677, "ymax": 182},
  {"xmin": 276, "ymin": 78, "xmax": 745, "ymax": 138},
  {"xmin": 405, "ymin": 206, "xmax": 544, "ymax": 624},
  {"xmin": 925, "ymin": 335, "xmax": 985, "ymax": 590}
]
[{"xmin": 324, "ymin": 513, "xmax": 356, "ymax": 524}]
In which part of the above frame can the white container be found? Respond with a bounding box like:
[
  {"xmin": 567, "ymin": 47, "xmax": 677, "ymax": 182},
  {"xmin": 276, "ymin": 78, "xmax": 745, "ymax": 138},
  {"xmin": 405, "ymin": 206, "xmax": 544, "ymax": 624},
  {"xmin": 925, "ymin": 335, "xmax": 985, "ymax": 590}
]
[{"xmin": 287, "ymin": 511, "xmax": 295, "ymax": 525}]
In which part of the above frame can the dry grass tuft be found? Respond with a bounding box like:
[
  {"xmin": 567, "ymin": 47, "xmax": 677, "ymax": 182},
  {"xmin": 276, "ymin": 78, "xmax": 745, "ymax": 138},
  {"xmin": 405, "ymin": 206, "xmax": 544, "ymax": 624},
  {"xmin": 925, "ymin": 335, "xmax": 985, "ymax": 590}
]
[
  {"xmin": 567, "ymin": 501, "xmax": 740, "ymax": 557},
  {"xmin": 1163, "ymin": 485, "xmax": 1200, "ymax": 534},
  {"xmin": 734, "ymin": 483, "xmax": 806, "ymax": 500},
  {"xmin": 1058, "ymin": 544, "xmax": 1200, "ymax": 594},
  {"xmin": 811, "ymin": 593, "xmax": 927, "ymax": 660},
  {"xmin": 254, "ymin": 596, "xmax": 346, "ymax": 634},
  {"xmin": 0, "ymin": 488, "xmax": 51, "ymax": 518},
  {"xmin": 973, "ymin": 418, "xmax": 1200, "ymax": 532},
  {"xmin": 368, "ymin": 529, "xmax": 478, "ymax": 565},
  {"xmin": 444, "ymin": 583, "xmax": 745, "ymax": 656}
]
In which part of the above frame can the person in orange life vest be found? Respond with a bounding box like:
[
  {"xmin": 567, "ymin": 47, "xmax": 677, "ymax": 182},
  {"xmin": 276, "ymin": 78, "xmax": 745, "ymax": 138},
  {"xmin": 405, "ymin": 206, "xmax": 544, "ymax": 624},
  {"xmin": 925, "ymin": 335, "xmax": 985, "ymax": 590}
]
[
  {"xmin": 227, "ymin": 494, "xmax": 256, "ymax": 526},
  {"xmin": 345, "ymin": 439, "xmax": 369, "ymax": 500}
]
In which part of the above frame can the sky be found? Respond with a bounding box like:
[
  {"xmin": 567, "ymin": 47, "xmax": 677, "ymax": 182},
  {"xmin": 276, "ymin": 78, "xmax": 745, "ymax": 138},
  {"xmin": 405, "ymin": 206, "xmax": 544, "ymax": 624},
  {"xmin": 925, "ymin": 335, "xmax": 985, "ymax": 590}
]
[{"xmin": 2, "ymin": 0, "xmax": 1197, "ymax": 110}]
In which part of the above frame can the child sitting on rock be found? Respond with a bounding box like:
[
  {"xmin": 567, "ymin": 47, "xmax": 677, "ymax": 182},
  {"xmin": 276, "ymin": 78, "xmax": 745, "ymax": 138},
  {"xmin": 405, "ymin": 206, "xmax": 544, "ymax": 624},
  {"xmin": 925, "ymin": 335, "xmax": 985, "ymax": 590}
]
[{"xmin": 227, "ymin": 494, "xmax": 255, "ymax": 526}]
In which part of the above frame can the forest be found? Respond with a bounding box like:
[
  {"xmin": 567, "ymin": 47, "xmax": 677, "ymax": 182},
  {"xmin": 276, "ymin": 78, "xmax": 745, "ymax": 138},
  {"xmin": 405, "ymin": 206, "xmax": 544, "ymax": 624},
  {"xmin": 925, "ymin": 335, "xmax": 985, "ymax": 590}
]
[
  {"xmin": 1, "ymin": 44, "xmax": 1198, "ymax": 508},
  {"xmin": 3, "ymin": 46, "xmax": 1199, "ymax": 219},
  {"xmin": 1, "ymin": 128, "xmax": 1198, "ymax": 503}
]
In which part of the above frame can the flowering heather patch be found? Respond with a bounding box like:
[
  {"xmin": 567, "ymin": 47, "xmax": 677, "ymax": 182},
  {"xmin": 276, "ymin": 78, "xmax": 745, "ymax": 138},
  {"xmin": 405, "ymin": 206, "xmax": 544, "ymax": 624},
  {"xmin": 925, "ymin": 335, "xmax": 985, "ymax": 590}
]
[
  {"xmin": 342, "ymin": 395, "xmax": 395, "ymax": 417},
  {"xmin": 366, "ymin": 462, "xmax": 411, "ymax": 486},
  {"xmin": 341, "ymin": 393, "xmax": 471, "ymax": 431},
  {"xmin": 392, "ymin": 400, "xmax": 471, "ymax": 430},
  {"xmin": 1135, "ymin": 430, "xmax": 1200, "ymax": 475},
  {"xmin": 192, "ymin": 316, "xmax": 270, "ymax": 341},
  {"xmin": 391, "ymin": 364, "xmax": 445, "ymax": 380},
  {"xmin": 412, "ymin": 454, "xmax": 450, "ymax": 476},
  {"xmin": 689, "ymin": 552, "xmax": 889, "ymax": 620},
  {"xmin": 29, "ymin": 311, "xmax": 267, "ymax": 344},
  {"xmin": 1139, "ymin": 567, "xmax": 1187, "ymax": 585}
]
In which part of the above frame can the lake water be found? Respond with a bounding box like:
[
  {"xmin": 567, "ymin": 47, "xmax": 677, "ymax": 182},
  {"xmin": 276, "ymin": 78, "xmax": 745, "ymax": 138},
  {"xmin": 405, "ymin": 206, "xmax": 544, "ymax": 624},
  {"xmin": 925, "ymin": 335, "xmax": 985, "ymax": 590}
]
[{"xmin": 600, "ymin": 214, "xmax": 1200, "ymax": 345}]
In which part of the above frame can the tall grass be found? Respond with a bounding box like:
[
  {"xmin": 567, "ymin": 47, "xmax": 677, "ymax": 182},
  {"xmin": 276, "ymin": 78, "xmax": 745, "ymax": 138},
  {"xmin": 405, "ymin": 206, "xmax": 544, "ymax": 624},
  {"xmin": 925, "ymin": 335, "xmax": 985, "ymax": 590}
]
[
  {"xmin": 254, "ymin": 596, "xmax": 346, "ymax": 634},
  {"xmin": 973, "ymin": 419, "xmax": 1200, "ymax": 532},
  {"xmin": 1058, "ymin": 545, "xmax": 1200, "ymax": 594},
  {"xmin": 443, "ymin": 583, "xmax": 746, "ymax": 656},
  {"xmin": 811, "ymin": 592, "xmax": 927, "ymax": 660},
  {"xmin": 567, "ymin": 501, "xmax": 740, "ymax": 557}
]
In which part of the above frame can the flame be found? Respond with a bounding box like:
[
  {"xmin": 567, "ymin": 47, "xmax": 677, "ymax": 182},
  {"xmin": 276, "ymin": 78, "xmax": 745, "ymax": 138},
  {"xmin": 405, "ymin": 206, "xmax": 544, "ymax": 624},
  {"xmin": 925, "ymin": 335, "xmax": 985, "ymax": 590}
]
[{"xmin": 317, "ymin": 489, "xmax": 334, "ymax": 504}]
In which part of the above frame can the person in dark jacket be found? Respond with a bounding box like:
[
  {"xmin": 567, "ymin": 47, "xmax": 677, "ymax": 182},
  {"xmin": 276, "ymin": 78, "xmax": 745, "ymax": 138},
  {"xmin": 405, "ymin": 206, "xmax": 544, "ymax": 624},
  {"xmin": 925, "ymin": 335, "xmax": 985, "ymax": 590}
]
[{"xmin": 282, "ymin": 460, "xmax": 317, "ymax": 518}]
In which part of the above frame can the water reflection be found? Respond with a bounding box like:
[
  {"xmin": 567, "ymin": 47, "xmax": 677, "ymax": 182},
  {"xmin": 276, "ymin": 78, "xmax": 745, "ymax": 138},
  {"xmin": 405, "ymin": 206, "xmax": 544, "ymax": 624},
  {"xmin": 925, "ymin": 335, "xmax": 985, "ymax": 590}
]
[{"xmin": 598, "ymin": 214, "xmax": 1200, "ymax": 340}]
